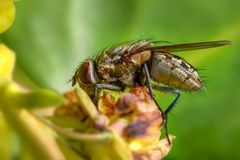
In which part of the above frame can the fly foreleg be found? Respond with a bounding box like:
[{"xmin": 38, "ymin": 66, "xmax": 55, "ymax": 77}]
[{"xmin": 93, "ymin": 84, "xmax": 123, "ymax": 104}]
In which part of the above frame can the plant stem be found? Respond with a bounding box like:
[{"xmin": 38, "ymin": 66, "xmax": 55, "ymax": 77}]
[{"xmin": 0, "ymin": 105, "xmax": 65, "ymax": 160}]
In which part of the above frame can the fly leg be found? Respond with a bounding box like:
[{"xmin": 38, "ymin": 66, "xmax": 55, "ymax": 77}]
[
  {"xmin": 152, "ymin": 85, "xmax": 181, "ymax": 114},
  {"xmin": 152, "ymin": 85, "xmax": 181, "ymax": 144},
  {"xmin": 143, "ymin": 63, "xmax": 154, "ymax": 98},
  {"xmin": 93, "ymin": 84, "xmax": 123, "ymax": 104},
  {"xmin": 143, "ymin": 63, "xmax": 171, "ymax": 141},
  {"xmin": 143, "ymin": 63, "xmax": 164, "ymax": 113}
]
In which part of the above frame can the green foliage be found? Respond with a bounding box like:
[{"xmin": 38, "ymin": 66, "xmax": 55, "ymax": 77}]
[{"xmin": 1, "ymin": 0, "xmax": 240, "ymax": 159}]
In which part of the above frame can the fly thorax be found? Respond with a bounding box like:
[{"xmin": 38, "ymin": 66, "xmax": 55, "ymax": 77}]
[
  {"xmin": 116, "ymin": 62, "xmax": 139, "ymax": 86},
  {"xmin": 97, "ymin": 63, "xmax": 118, "ymax": 82}
]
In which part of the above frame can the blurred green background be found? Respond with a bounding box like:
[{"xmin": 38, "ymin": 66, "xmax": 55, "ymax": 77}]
[{"xmin": 1, "ymin": 0, "xmax": 240, "ymax": 159}]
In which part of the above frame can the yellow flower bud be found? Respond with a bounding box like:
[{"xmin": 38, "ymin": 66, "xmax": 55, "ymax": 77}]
[
  {"xmin": 0, "ymin": 0, "xmax": 15, "ymax": 33},
  {"xmin": 0, "ymin": 44, "xmax": 15, "ymax": 80}
]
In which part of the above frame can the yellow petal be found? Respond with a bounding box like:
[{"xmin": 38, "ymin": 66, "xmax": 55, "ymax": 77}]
[
  {"xmin": 0, "ymin": 0, "xmax": 15, "ymax": 33},
  {"xmin": 0, "ymin": 44, "xmax": 15, "ymax": 80}
]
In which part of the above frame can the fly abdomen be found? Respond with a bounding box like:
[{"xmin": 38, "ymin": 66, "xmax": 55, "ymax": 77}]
[{"xmin": 150, "ymin": 52, "xmax": 203, "ymax": 91}]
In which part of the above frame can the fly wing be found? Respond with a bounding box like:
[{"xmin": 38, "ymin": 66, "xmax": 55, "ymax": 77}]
[{"xmin": 146, "ymin": 40, "xmax": 231, "ymax": 52}]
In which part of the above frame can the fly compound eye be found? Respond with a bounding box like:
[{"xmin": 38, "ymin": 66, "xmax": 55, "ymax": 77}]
[{"xmin": 75, "ymin": 60, "xmax": 97, "ymax": 86}]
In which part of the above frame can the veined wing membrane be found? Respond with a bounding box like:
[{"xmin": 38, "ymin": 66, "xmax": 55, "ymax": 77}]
[{"xmin": 146, "ymin": 40, "xmax": 231, "ymax": 52}]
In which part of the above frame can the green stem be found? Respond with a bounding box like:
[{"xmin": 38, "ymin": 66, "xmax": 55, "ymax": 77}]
[
  {"xmin": 38, "ymin": 115, "xmax": 112, "ymax": 142},
  {"xmin": 0, "ymin": 105, "xmax": 65, "ymax": 160},
  {"xmin": 0, "ymin": 80, "xmax": 65, "ymax": 159},
  {"xmin": 74, "ymin": 86, "xmax": 98, "ymax": 119}
]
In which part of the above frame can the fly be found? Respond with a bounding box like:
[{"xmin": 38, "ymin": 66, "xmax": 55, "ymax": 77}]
[{"xmin": 72, "ymin": 40, "xmax": 231, "ymax": 143}]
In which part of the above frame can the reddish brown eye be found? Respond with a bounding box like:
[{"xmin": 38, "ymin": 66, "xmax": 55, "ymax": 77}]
[
  {"xmin": 74, "ymin": 60, "xmax": 98, "ymax": 85},
  {"xmin": 75, "ymin": 61, "xmax": 92, "ymax": 85},
  {"xmin": 83, "ymin": 61, "xmax": 92, "ymax": 83}
]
